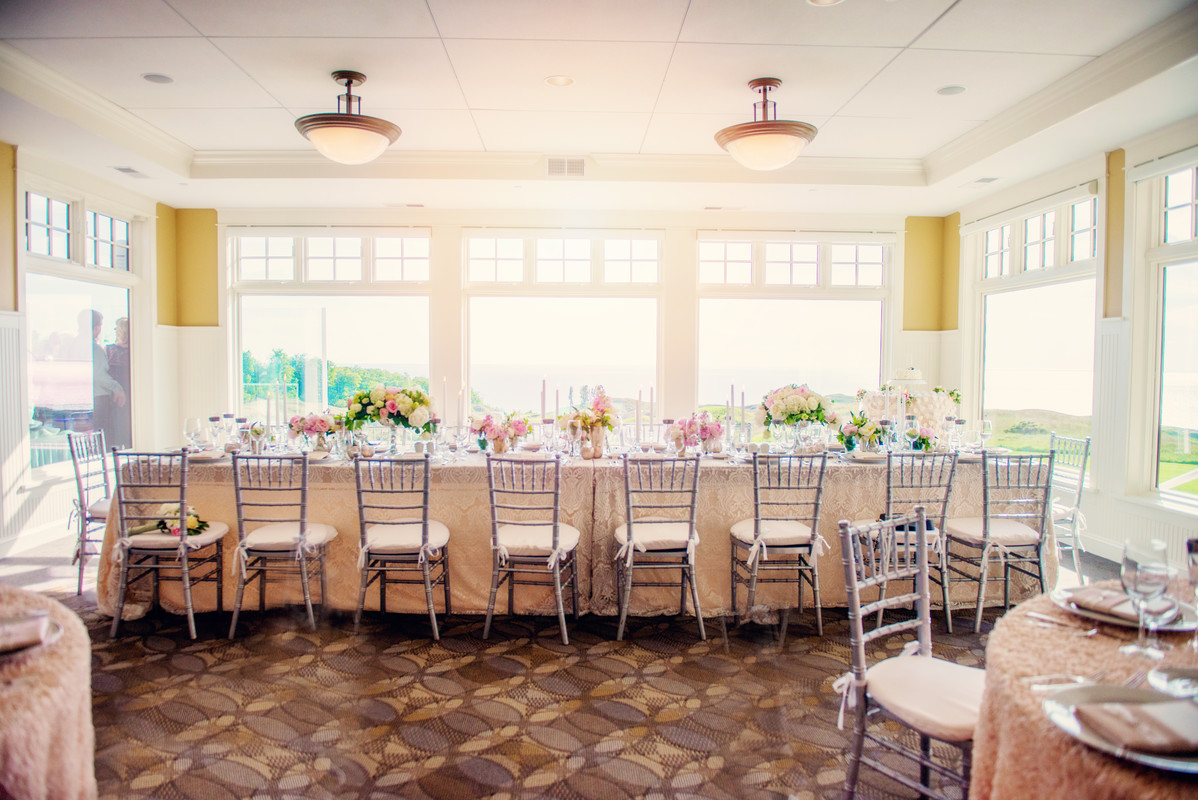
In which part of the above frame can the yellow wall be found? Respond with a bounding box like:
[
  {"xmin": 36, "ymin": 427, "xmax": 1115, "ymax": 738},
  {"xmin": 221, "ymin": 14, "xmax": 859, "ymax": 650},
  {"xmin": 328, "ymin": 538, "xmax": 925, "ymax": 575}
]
[
  {"xmin": 156, "ymin": 203, "xmax": 178, "ymax": 325},
  {"xmin": 941, "ymin": 212, "xmax": 960, "ymax": 330},
  {"xmin": 1104, "ymin": 149, "xmax": 1126, "ymax": 319},
  {"xmin": 175, "ymin": 208, "xmax": 219, "ymax": 326},
  {"xmin": 0, "ymin": 142, "xmax": 15, "ymax": 313},
  {"xmin": 903, "ymin": 216, "xmax": 944, "ymax": 330}
]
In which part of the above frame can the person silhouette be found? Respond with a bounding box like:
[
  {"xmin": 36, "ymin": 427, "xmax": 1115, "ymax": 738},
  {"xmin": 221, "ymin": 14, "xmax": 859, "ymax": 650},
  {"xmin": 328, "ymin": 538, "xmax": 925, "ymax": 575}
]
[{"xmin": 76, "ymin": 309, "xmax": 126, "ymax": 444}]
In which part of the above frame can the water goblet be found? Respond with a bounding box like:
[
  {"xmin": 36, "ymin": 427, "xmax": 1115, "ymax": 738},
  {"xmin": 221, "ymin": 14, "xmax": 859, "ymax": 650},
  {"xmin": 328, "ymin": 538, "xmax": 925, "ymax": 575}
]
[
  {"xmin": 1119, "ymin": 538, "xmax": 1171, "ymax": 660},
  {"xmin": 979, "ymin": 419, "xmax": 993, "ymax": 448},
  {"xmin": 183, "ymin": 417, "xmax": 204, "ymax": 450},
  {"xmin": 1141, "ymin": 594, "xmax": 1179, "ymax": 657}
]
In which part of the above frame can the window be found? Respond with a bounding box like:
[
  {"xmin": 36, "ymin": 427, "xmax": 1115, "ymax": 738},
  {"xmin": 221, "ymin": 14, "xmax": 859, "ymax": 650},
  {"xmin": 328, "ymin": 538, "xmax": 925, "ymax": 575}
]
[
  {"xmin": 699, "ymin": 298, "xmax": 882, "ymax": 414},
  {"xmin": 469, "ymin": 297, "xmax": 656, "ymax": 418},
  {"xmin": 830, "ymin": 243, "xmax": 884, "ymax": 287},
  {"xmin": 1023, "ymin": 211, "xmax": 1055, "ymax": 271},
  {"xmin": 984, "ymin": 225, "xmax": 1011, "ymax": 278},
  {"xmin": 535, "ymin": 238, "xmax": 590, "ymax": 283},
  {"xmin": 239, "ymin": 295, "xmax": 430, "ymax": 417},
  {"xmin": 26, "ymin": 274, "xmax": 132, "ymax": 465},
  {"xmin": 1164, "ymin": 168, "xmax": 1197, "ymax": 244},
  {"xmin": 698, "ymin": 240, "xmax": 752, "ymax": 284},
  {"xmin": 25, "ymin": 192, "xmax": 70, "ymax": 259},
  {"xmin": 468, "ymin": 237, "xmax": 524, "ymax": 282},
  {"xmin": 86, "ymin": 210, "xmax": 130, "ymax": 271},
  {"xmin": 603, "ymin": 239, "xmax": 658, "ymax": 284},
  {"xmin": 375, "ymin": 237, "xmax": 430, "ymax": 281},
  {"xmin": 306, "ymin": 237, "xmax": 362, "ymax": 281},
  {"xmin": 1070, "ymin": 199, "xmax": 1097, "ymax": 261},
  {"xmin": 237, "ymin": 237, "xmax": 295, "ymax": 281},
  {"xmin": 1157, "ymin": 261, "xmax": 1198, "ymax": 498},
  {"xmin": 764, "ymin": 241, "xmax": 818, "ymax": 286},
  {"xmin": 982, "ymin": 279, "xmax": 1096, "ymax": 446}
]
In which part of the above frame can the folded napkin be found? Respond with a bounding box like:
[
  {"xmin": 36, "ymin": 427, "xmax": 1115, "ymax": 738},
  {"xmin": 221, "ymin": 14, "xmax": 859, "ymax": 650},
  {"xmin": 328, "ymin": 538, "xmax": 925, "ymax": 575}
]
[
  {"xmin": 0, "ymin": 614, "xmax": 50, "ymax": 653},
  {"xmin": 1067, "ymin": 586, "xmax": 1139, "ymax": 622},
  {"xmin": 1075, "ymin": 699, "xmax": 1198, "ymax": 754}
]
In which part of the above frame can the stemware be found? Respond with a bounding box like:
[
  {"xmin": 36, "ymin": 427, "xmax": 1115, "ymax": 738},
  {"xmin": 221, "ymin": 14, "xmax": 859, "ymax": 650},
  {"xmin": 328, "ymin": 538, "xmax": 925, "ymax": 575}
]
[
  {"xmin": 979, "ymin": 419, "xmax": 993, "ymax": 448},
  {"xmin": 1119, "ymin": 538, "xmax": 1171, "ymax": 660},
  {"xmin": 183, "ymin": 417, "xmax": 205, "ymax": 450},
  {"xmin": 1188, "ymin": 537, "xmax": 1198, "ymax": 652}
]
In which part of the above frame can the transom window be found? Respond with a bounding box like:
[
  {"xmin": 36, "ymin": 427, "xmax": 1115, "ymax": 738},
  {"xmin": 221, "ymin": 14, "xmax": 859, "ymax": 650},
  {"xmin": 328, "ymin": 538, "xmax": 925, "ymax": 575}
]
[
  {"xmin": 698, "ymin": 241, "xmax": 753, "ymax": 284},
  {"xmin": 375, "ymin": 237, "xmax": 430, "ymax": 281},
  {"xmin": 1164, "ymin": 167, "xmax": 1197, "ymax": 244},
  {"xmin": 984, "ymin": 225, "xmax": 1011, "ymax": 278},
  {"xmin": 699, "ymin": 235, "xmax": 889, "ymax": 289},
  {"xmin": 233, "ymin": 232, "xmax": 432, "ymax": 283},
  {"xmin": 1023, "ymin": 211, "xmax": 1055, "ymax": 271},
  {"xmin": 465, "ymin": 231, "xmax": 663, "ymax": 286},
  {"xmin": 764, "ymin": 242, "xmax": 818, "ymax": 286},
  {"xmin": 830, "ymin": 243, "xmax": 884, "ymax": 287},
  {"xmin": 603, "ymin": 239, "xmax": 658, "ymax": 284},
  {"xmin": 536, "ymin": 238, "xmax": 591, "ymax": 283},
  {"xmin": 85, "ymin": 211, "xmax": 130, "ymax": 271},
  {"xmin": 1070, "ymin": 199, "xmax": 1097, "ymax": 261},
  {"xmin": 307, "ymin": 237, "xmax": 362, "ymax": 281},
  {"xmin": 468, "ymin": 237, "xmax": 524, "ymax": 282},
  {"xmin": 25, "ymin": 192, "xmax": 71, "ymax": 259}
]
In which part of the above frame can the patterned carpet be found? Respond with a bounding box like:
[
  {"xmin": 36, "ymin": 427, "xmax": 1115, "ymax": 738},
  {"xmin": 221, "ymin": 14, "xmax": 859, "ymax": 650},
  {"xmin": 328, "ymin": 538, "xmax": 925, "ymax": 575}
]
[{"xmin": 65, "ymin": 598, "xmax": 992, "ymax": 800}]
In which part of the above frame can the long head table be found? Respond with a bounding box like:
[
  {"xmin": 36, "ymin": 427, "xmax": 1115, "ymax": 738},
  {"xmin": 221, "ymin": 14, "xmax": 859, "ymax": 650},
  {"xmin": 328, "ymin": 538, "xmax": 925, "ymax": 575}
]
[{"xmin": 97, "ymin": 454, "xmax": 1055, "ymax": 624}]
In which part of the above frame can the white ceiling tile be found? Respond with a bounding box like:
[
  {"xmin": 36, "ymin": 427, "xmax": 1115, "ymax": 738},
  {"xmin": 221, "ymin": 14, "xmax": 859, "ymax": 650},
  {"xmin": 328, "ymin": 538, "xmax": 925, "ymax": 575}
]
[
  {"xmin": 471, "ymin": 110, "xmax": 651, "ymax": 153},
  {"xmin": 166, "ymin": 0, "xmax": 438, "ymax": 37},
  {"xmin": 916, "ymin": 0, "xmax": 1193, "ymax": 56},
  {"xmin": 212, "ymin": 38, "xmax": 465, "ymax": 109},
  {"xmin": 285, "ymin": 108, "xmax": 485, "ymax": 151},
  {"xmin": 803, "ymin": 115, "xmax": 983, "ymax": 159},
  {"xmin": 640, "ymin": 113, "xmax": 754, "ymax": 156},
  {"xmin": 679, "ymin": 0, "xmax": 955, "ymax": 47},
  {"xmin": 0, "ymin": 0, "xmax": 194, "ymax": 38},
  {"xmin": 445, "ymin": 40, "xmax": 674, "ymax": 112},
  {"xmin": 840, "ymin": 49, "xmax": 1093, "ymax": 120},
  {"xmin": 657, "ymin": 43, "xmax": 900, "ymax": 117},
  {"xmin": 131, "ymin": 107, "xmax": 304, "ymax": 150},
  {"xmin": 10, "ymin": 37, "xmax": 279, "ymax": 108},
  {"xmin": 427, "ymin": 0, "xmax": 689, "ymax": 41}
]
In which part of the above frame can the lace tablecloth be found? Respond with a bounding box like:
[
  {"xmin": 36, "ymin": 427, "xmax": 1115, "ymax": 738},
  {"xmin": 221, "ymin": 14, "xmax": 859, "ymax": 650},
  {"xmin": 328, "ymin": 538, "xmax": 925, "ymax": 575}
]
[
  {"xmin": 97, "ymin": 455, "xmax": 1052, "ymax": 621},
  {"xmin": 0, "ymin": 583, "xmax": 97, "ymax": 800},
  {"xmin": 971, "ymin": 581, "xmax": 1198, "ymax": 800}
]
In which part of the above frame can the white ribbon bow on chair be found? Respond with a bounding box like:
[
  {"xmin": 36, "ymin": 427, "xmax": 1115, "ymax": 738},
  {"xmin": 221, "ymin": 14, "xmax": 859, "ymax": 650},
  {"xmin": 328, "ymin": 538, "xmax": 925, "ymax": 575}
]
[{"xmin": 833, "ymin": 639, "xmax": 921, "ymax": 729}]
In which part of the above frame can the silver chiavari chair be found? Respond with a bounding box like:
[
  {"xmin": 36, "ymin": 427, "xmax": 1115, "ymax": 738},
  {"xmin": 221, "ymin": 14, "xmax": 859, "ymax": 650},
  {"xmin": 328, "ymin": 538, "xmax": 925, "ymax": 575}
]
[
  {"xmin": 484, "ymin": 454, "xmax": 580, "ymax": 645},
  {"xmin": 353, "ymin": 454, "xmax": 451, "ymax": 639},
  {"xmin": 229, "ymin": 453, "xmax": 338, "ymax": 638},
  {"xmin": 838, "ymin": 508, "xmax": 984, "ymax": 800},
  {"xmin": 729, "ymin": 453, "xmax": 828, "ymax": 643},
  {"xmin": 110, "ymin": 449, "xmax": 229, "ymax": 639},
  {"xmin": 943, "ymin": 451, "xmax": 1055, "ymax": 633},
  {"xmin": 67, "ymin": 430, "xmax": 112, "ymax": 595},
  {"xmin": 1048, "ymin": 433, "xmax": 1091, "ymax": 582},
  {"xmin": 615, "ymin": 455, "xmax": 704, "ymax": 641}
]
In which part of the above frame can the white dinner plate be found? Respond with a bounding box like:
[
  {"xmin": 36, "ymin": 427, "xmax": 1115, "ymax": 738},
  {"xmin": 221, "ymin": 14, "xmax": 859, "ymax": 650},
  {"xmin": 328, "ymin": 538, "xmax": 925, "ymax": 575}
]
[
  {"xmin": 843, "ymin": 451, "xmax": 887, "ymax": 462},
  {"xmin": 1043, "ymin": 684, "xmax": 1198, "ymax": 774},
  {"xmin": 187, "ymin": 450, "xmax": 225, "ymax": 461},
  {"xmin": 1049, "ymin": 588, "xmax": 1198, "ymax": 632},
  {"xmin": 0, "ymin": 619, "xmax": 63, "ymax": 660}
]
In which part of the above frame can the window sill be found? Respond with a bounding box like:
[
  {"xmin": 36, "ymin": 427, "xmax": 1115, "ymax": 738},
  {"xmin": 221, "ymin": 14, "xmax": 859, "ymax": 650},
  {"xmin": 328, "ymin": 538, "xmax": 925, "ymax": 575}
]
[{"xmin": 1113, "ymin": 489, "xmax": 1198, "ymax": 519}]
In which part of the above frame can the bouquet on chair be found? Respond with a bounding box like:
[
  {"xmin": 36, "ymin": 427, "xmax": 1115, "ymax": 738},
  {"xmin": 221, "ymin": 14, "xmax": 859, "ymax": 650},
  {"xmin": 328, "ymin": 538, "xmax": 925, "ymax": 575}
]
[{"xmin": 129, "ymin": 503, "xmax": 210, "ymax": 537}]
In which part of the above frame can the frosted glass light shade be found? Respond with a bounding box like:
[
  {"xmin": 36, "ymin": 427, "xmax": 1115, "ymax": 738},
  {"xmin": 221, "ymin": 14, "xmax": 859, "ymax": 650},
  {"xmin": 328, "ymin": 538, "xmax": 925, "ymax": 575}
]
[
  {"xmin": 295, "ymin": 113, "xmax": 401, "ymax": 165},
  {"xmin": 715, "ymin": 120, "xmax": 818, "ymax": 171}
]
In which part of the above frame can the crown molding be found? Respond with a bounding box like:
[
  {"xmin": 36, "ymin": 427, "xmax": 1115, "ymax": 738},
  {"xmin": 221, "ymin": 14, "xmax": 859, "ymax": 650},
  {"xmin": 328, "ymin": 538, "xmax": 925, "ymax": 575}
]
[
  {"xmin": 0, "ymin": 41, "xmax": 193, "ymax": 176},
  {"xmin": 923, "ymin": 2, "xmax": 1198, "ymax": 187}
]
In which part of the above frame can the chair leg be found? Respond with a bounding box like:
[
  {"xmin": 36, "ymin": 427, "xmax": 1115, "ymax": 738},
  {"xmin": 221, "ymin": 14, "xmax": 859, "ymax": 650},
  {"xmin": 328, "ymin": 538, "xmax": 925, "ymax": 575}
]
[
  {"xmin": 875, "ymin": 579, "xmax": 889, "ymax": 630},
  {"xmin": 354, "ymin": 558, "xmax": 371, "ymax": 633},
  {"xmin": 299, "ymin": 554, "xmax": 316, "ymax": 630},
  {"xmin": 778, "ymin": 608, "xmax": 790, "ymax": 648},
  {"xmin": 442, "ymin": 545, "xmax": 453, "ymax": 615},
  {"xmin": 746, "ymin": 557, "xmax": 760, "ymax": 619},
  {"xmin": 730, "ymin": 545, "xmax": 740, "ymax": 627},
  {"xmin": 215, "ymin": 541, "xmax": 225, "ymax": 614},
  {"xmin": 810, "ymin": 555, "xmax": 823, "ymax": 637},
  {"xmin": 552, "ymin": 562, "xmax": 569, "ymax": 645},
  {"xmin": 570, "ymin": 558, "xmax": 580, "ymax": 622},
  {"xmin": 687, "ymin": 557, "xmax": 706, "ymax": 642},
  {"xmin": 379, "ymin": 565, "xmax": 387, "ymax": 615},
  {"xmin": 843, "ymin": 690, "xmax": 868, "ymax": 799},
  {"xmin": 941, "ymin": 548, "xmax": 954, "ymax": 634},
  {"xmin": 258, "ymin": 557, "xmax": 267, "ymax": 611},
  {"xmin": 973, "ymin": 550, "xmax": 990, "ymax": 635},
  {"xmin": 110, "ymin": 555, "xmax": 129, "ymax": 638},
  {"xmin": 318, "ymin": 550, "xmax": 328, "ymax": 619},
  {"xmin": 76, "ymin": 524, "xmax": 86, "ymax": 596},
  {"xmin": 1037, "ymin": 544, "xmax": 1049, "ymax": 594},
  {"xmin": 181, "ymin": 554, "xmax": 197, "ymax": 640},
  {"xmin": 423, "ymin": 560, "xmax": 440, "ymax": 641},
  {"xmin": 483, "ymin": 553, "xmax": 501, "ymax": 640},
  {"xmin": 616, "ymin": 557, "xmax": 634, "ymax": 641},
  {"xmin": 919, "ymin": 734, "xmax": 931, "ymax": 796},
  {"xmin": 507, "ymin": 562, "xmax": 515, "ymax": 615},
  {"xmin": 229, "ymin": 564, "xmax": 248, "ymax": 639}
]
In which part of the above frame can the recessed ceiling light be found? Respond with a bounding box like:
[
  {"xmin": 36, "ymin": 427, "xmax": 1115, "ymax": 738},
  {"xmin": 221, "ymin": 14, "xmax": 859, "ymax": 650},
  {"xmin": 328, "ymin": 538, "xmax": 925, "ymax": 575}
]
[
  {"xmin": 975, "ymin": 177, "xmax": 999, "ymax": 183},
  {"xmin": 545, "ymin": 75, "xmax": 574, "ymax": 87},
  {"xmin": 937, "ymin": 85, "xmax": 966, "ymax": 96},
  {"xmin": 141, "ymin": 73, "xmax": 174, "ymax": 84},
  {"xmin": 807, "ymin": 0, "xmax": 846, "ymax": 6}
]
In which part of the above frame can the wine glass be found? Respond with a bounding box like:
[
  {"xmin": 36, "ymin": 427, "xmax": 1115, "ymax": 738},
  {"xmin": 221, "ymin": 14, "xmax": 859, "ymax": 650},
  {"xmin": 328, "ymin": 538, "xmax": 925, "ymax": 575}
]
[
  {"xmin": 183, "ymin": 417, "xmax": 204, "ymax": 450},
  {"xmin": 979, "ymin": 419, "xmax": 993, "ymax": 449},
  {"xmin": 1119, "ymin": 539, "xmax": 1171, "ymax": 660}
]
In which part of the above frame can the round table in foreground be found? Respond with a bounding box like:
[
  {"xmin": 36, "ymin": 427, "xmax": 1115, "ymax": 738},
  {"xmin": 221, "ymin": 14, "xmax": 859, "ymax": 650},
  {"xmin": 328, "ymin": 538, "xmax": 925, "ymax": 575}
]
[
  {"xmin": 972, "ymin": 580, "xmax": 1198, "ymax": 800},
  {"xmin": 0, "ymin": 583, "xmax": 97, "ymax": 800}
]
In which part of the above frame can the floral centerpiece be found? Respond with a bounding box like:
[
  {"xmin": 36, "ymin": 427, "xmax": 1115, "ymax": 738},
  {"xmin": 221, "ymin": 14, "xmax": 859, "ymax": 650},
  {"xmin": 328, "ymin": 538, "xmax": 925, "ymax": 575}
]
[
  {"xmin": 343, "ymin": 385, "xmax": 438, "ymax": 434},
  {"xmin": 129, "ymin": 503, "xmax": 210, "ymax": 537},
  {"xmin": 755, "ymin": 384, "xmax": 828, "ymax": 427},
  {"xmin": 557, "ymin": 386, "xmax": 620, "ymax": 455},
  {"xmin": 932, "ymin": 386, "xmax": 962, "ymax": 405},
  {"xmin": 905, "ymin": 425, "xmax": 938, "ymax": 451},
  {"xmin": 837, "ymin": 411, "xmax": 883, "ymax": 452},
  {"xmin": 471, "ymin": 413, "xmax": 529, "ymax": 453},
  {"xmin": 288, "ymin": 412, "xmax": 337, "ymax": 440},
  {"xmin": 666, "ymin": 412, "xmax": 723, "ymax": 454}
]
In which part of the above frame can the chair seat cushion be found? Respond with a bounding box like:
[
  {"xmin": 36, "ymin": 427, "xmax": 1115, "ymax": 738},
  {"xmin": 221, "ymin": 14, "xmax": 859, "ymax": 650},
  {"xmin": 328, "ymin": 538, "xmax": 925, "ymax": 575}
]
[
  {"xmin": 127, "ymin": 521, "xmax": 229, "ymax": 551},
  {"xmin": 496, "ymin": 523, "xmax": 580, "ymax": 557},
  {"xmin": 944, "ymin": 517, "xmax": 1040, "ymax": 547},
  {"xmin": 866, "ymin": 655, "xmax": 985, "ymax": 742},
  {"xmin": 614, "ymin": 517, "xmax": 696, "ymax": 551},
  {"xmin": 730, "ymin": 518, "xmax": 813, "ymax": 547},
  {"xmin": 87, "ymin": 497, "xmax": 111, "ymax": 519},
  {"xmin": 365, "ymin": 520, "xmax": 450, "ymax": 554},
  {"xmin": 244, "ymin": 521, "xmax": 338, "ymax": 551}
]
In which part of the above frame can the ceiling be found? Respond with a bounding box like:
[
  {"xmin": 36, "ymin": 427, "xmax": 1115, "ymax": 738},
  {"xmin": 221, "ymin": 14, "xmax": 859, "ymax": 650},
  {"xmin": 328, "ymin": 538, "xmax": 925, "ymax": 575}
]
[{"xmin": 1, "ymin": 0, "xmax": 1196, "ymax": 216}]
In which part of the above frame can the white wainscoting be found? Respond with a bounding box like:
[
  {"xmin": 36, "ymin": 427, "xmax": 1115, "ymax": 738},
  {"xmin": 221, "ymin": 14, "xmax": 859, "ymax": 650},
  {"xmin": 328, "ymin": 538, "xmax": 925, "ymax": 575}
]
[
  {"xmin": 892, "ymin": 330, "xmax": 947, "ymax": 387},
  {"xmin": 176, "ymin": 326, "xmax": 230, "ymax": 429},
  {"xmin": 1092, "ymin": 318, "xmax": 1130, "ymax": 495},
  {"xmin": 0, "ymin": 312, "xmax": 26, "ymax": 546},
  {"xmin": 1080, "ymin": 492, "xmax": 1198, "ymax": 567}
]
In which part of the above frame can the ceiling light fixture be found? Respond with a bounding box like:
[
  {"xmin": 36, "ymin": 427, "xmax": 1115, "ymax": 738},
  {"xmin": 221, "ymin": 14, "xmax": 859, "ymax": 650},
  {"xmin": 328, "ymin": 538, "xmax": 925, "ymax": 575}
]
[
  {"xmin": 545, "ymin": 75, "xmax": 575, "ymax": 87},
  {"xmin": 715, "ymin": 77, "xmax": 817, "ymax": 171},
  {"xmin": 140, "ymin": 73, "xmax": 173, "ymax": 84},
  {"xmin": 806, "ymin": 0, "xmax": 846, "ymax": 6},
  {"xmin": 295, "ymin": 70, "xmax": 401, "ymax": 165},
  {"xmin": 937, "ymin": 85, "xmax": 966, "ymax": 96}
]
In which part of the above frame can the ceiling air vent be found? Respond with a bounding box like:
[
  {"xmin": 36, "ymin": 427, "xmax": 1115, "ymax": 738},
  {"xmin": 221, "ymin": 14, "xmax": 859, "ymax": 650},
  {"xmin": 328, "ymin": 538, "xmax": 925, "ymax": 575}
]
[
  {"xmin": 547, "ymin": 157, "xmax": 585, "ymax": 177},
  {"xmin": 113, "ymin": 166, "xmax": 149, "ymax": 179},
  {"xmin": 974, "ymin": 177, "xmax": 999, "ymax": 184}
]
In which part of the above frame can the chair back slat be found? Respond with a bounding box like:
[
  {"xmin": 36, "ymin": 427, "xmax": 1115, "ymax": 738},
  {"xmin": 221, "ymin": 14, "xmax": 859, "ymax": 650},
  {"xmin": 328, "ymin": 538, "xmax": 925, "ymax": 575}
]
[
  {"xmin": 622, "ymin": 456, "xmax": 700, "ymax": 542},
  {"xmin": 486, "ymin": 454, "xmax": 563, "ymax": 545},
  {"xmin": 353, "ymin": 455, "xmax": 431, "ymax": 547},
  {"xmin": 752, "ymin": 453, "xmax": 826, "ymax": 527},
  {"xmin": 1048, "ymin": 434, "xmax": 1090, "ymax": 510},
  {"xmin": 886, "ymin": 452, "xmax": 957, "ymax": 532},
  {"xmin": 981, "ymin": 451, "xmax": 1054, "ymax": 542},
  {"xmin": 232, "ymin": 454, "xmax": 310, "ymax": 544},
  {"xmin": 112, "ymin": 450, "xmax": 188, "ymax": 544},
  {"xmin": 839, "ymin": 508, "xmax": 931, "ymax": 680},
  {"xmin": 69, "ymin": 430, "xmax": 112, "ymax": 513}
]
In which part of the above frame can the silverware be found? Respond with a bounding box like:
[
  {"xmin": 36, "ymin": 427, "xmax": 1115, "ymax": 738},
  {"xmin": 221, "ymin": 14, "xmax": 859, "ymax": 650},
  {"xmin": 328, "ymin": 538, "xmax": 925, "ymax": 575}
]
[
  {"xmin": 1124, "ymin": 670, "xmax": 1148, "ymax": 689},
  {"xmin": 1029, "ymin": 620, "xmax": 1100, "ymax": 637}
]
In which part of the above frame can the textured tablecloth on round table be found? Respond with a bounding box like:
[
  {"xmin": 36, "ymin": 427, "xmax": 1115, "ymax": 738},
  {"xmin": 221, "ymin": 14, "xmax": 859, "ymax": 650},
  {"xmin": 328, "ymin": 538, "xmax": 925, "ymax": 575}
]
[
  {"xmin": 972, "ymin": 580, "xmax": 1198, "ymax": 800},
  {"xmin": 0, "ymin": 583, "xmax": 97, "ymax": 800}
]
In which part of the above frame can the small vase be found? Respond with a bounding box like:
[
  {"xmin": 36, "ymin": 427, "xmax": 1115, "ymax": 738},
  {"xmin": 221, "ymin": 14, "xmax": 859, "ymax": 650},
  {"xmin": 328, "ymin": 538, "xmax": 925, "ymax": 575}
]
[
  {"xmin": 492, "ymin": 438, "xmax": 509, "ymax": 455},
  {"xmin": 312, "ymin": 432, "xmax": 329, "ymax": 452},
  {"xmin": 590, "ymin": 425, "xmax": 607, "ymax": 458},
  {"xmin": 842, "ymin": 436, "xmax": 857, "ymax": 453}
]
